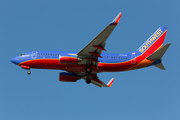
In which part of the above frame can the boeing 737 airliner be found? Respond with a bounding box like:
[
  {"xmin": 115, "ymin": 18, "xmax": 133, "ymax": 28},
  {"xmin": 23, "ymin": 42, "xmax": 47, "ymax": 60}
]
[{"xmin": 11, "ymin": 12, "xmax": 171, "ymax": 87}]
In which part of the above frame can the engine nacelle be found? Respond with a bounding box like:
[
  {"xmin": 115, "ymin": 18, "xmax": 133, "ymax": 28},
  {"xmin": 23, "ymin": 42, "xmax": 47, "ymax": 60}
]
[
  {"xmin": 59, "ymin": 57, "xmax": 78, "ymax": 64},
  {"xmin": 59, "ymin": 72, "xmax": 78, "ymax": 82},
  {"xmin": 59, "ymin": 57, "xmax": 82, "ymax": 64}
]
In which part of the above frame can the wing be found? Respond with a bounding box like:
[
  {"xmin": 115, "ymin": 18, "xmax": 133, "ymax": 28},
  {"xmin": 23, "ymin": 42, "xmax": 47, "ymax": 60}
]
[
  {"xmin": 77, "ymin": 12, "xmax": 122, "ymax": 66},
  {"xmin": 81, "ymin": 73, "xmax": 114, "ymax": 88}
]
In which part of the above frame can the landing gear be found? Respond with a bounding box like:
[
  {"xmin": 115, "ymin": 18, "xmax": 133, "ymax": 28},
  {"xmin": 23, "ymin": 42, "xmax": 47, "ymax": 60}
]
[
  {"xmin": 27, "ymin": 70, "xmax": 31, "ymax": 75},
  {"xmin": 85, "ymin": 67, "xmax": 92, "ymax": 73},
  {"xmin": 85, "ymin": 63, "xmax": 92, "ymax": 84},
  {"xmin": 86, "ymin": 77, "xmax": 91, "ymax": 84}
]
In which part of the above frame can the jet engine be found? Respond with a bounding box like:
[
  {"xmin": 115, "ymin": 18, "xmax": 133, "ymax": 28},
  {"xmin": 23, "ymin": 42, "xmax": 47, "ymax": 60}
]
[
  {"xmin": 59, "ymin": 72, "xmax": 79, "ymax": 82},
  {"xmin": 59, "ymin": 57, "xmax": 82, "ymax": 65}
]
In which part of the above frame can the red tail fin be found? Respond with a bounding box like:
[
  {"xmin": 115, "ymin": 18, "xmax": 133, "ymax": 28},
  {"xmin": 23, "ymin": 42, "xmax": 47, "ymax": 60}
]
[{"xmin": 137, "ymin": 27, "xmax": 168, "ymax": 57}]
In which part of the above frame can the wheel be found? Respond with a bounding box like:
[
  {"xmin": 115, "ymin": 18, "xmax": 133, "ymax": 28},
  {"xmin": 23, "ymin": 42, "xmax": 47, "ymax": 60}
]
[
  {"xmin": 85, "ymin": 67, "xmax": 92, "ymax": 73},
  {"xmin": 86, "ymin": 77, "xmax": 91, "ymax": 84},
  {"xmin": 27, "ymin": 71, "xmax": 31, "ymax": 75}
]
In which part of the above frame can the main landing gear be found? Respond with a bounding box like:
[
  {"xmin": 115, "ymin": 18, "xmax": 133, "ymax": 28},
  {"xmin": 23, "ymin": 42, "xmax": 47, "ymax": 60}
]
[
  {"xmin": 86, "ymin": 77, "xmax": 91, "ymax": 84},
  {"xmin": 27, "ymin": 70, "xmax": 31, "ymax": 75},
  {"xmin": 85, "ymin": 64, "xmax": 92, "ymax": 84}
]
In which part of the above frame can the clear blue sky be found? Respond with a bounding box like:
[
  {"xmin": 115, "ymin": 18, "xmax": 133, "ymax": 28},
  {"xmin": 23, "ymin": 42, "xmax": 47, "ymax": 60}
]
[{"xmin": 0, "ymin": 0, "xmax": 180, "ymax": 120}]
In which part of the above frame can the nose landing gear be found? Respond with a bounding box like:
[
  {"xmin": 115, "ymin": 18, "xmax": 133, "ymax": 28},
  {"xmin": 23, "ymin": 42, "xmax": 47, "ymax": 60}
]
[{"xmin": 27, "ymin": 70, "xmax": 31, "ymax": 75}]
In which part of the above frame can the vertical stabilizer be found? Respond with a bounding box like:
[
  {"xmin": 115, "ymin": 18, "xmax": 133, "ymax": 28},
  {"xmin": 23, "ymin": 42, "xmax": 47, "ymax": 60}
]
[{"xmin": 137, "ymin": 27, "xmax": 168, "ymax": 57}]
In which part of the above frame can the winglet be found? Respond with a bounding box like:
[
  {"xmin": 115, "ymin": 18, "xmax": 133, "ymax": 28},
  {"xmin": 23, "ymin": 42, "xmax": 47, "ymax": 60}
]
[
  {"xmin": 110, "ymin": 12, "xmax": 122, "ymax": 26},
  {"xmin": 107, "ymin": 78, "xmax": 114, "ymax": 87}
]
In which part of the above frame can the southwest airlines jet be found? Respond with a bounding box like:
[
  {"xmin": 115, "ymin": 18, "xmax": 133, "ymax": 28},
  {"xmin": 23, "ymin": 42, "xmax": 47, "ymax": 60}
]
[{"xmin": 11, "ymin": 12, "xmax": 171, "ymax": 87}]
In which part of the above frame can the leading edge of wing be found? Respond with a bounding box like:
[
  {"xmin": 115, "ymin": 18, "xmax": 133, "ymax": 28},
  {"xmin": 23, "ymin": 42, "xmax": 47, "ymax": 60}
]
[{"xmin": 77, "ymin": 12, "xmax": 123, "ymax": 57}]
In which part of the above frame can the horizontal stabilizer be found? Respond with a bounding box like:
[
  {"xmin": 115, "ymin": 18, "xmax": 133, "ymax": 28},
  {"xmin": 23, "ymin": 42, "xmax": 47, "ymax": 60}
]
[
  {"xmin": 154, "ymin": 63, "xmax": 165, "ymax": 70},
  {"xmin": 147, "ymin": 43, "xmax": 171, "ymax": 60}
]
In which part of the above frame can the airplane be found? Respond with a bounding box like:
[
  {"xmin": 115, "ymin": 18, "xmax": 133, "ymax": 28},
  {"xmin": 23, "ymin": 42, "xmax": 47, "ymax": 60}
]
[{"xmin": 11, "ymin": 12, "xmax": 171, "ymax": 88}]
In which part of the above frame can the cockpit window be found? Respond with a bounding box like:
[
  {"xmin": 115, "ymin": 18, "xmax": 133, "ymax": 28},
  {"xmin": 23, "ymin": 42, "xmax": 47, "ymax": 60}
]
[{"xmin": 20, "ymin": 53, "xmax": 26, "ymax": 56}]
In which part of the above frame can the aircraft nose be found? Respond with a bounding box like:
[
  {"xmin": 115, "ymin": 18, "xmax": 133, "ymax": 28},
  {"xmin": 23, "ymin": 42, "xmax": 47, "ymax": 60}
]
[{"xmin": 11, "ymin": 57, "xmax": 19, "ymax": 65}]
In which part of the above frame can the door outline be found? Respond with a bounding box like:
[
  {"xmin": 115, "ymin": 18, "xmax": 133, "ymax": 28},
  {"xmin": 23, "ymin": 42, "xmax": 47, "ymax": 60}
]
[
  {"xmin": 131, "ymin": 52, "xmax": 136, "ymax": 64},
  {"xmin": 32, "ymin": 51, "xmax": 37, "ymax": 59}
]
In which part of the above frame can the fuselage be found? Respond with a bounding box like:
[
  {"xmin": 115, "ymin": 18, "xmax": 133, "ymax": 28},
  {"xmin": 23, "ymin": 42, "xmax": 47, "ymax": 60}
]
[{"xmin": 11, "ymin": 50, "xmax": 156, "ymax": 73}]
